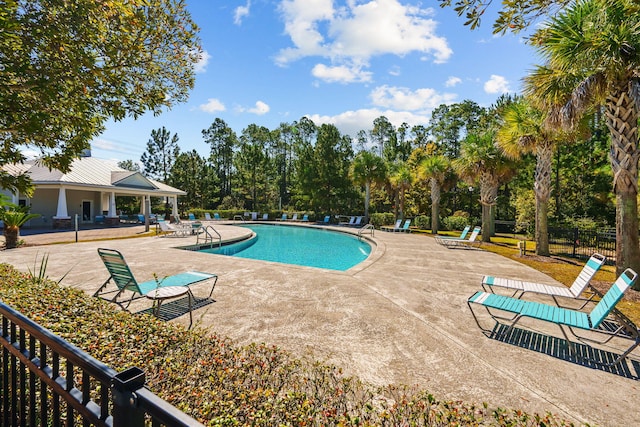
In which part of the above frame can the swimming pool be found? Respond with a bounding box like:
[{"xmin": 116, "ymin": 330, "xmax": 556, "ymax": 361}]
[{"xmin": 200, "ymin": 224, "xmax": 372, "ymax": 271}]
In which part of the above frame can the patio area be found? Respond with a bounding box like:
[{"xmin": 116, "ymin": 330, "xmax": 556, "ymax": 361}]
[{"xmin": 1, "ymin": 222, "xmax": 638, "ymax": 426}]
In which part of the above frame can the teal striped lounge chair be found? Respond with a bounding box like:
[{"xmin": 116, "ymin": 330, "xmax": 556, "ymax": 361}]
[
  {"xmin": 439, "ymin": 226, "xmax": 481, "ymax": 248},
  {"xmin": 94, "ymin": 248, "xmax": 218, "ymax": 327},
  {"xmin": 435, "ymin": 225, "xmax": 471, "ymax": 245},
  {"xmin": 481, "ymin": 253, "xmax": 607, "ymax": 308},
  {"xmin": 468, "ymin": 268, "xmax": 639, "ymax": 366},
  {"xmin": 398, "ymin": 219, "xmax": 411, "ymax": 233}
]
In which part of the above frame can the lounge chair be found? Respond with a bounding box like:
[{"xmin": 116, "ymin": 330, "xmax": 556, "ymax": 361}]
[
  {"xmin": 158, "ymin": 220, "xmax": 190, "ymax": 237},
  {"xmin": 398, "ymin": 219, "xmax": 411, "ymax": 232},
  {"xmin": 381, "ymin": 219, "xmax": 402, "ymax": 232},
  {"xmin": 213, "ymin": 213, "xmax": 221, "ymax": 220},
  {"xmin": 291, "ymin": 213, "xmax": 298, "ymax": 221},
  {"xmin": 438, "ymin": 226, "xmax": 481, "ymax": 248},
  {"xmin": 316, "ymin": 215, "xmax": 331, "ymax": 225},
  {"xmin": 204, "ymin": 212, "xmax": 212, "ymax": 221},
  {"xmin": 353, "ymin": 216, "xmax": 363, "ymax": 227},
  {"xmin": 338, "ymin": 216, "xmax": 354, "ymax": 226},
  {"xmin": 277, "ymin": 213, "xmax": 287, "ymax": 221},
  {"xmin": 481, "ymin": 253, "xmax": 607, "ymax": 308},
  {"xmin": 301, "ymin": 214, "xmax": 309, "ymax": 222},
  {"xmin": 468, "ymin": 268, "xmax": 639, "ymax": 366},
  {"xmin": 94, "ymin": 248, "xmax": 218, "ymax": 327},
  {"xmin": 435, "ymin": 225, "xmax": 471, "ymax": 245}
]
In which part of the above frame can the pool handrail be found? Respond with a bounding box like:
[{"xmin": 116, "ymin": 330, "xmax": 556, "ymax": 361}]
[{"xmin": 198, "ymin": 225, "xmax": 222, "ymax": 248}]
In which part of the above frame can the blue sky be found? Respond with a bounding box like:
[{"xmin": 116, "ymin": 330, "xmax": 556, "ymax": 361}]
[{"xmin": 91, "ymin": 0, "xmax": 538, "ymax": 163}]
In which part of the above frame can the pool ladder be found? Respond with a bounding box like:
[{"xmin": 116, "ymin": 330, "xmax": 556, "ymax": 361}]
[
  {"xmin": 197, "ymin": 225, "xmax": 222, "ymax": 248},
  {"xmin": 358, "ymin": 223, "xmax": 375, "ymax": 239}
]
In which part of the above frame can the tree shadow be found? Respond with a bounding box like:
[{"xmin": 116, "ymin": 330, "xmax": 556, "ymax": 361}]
[
  {"xmin": 137, "ymin": 296, "xmax": 215, "ymax": 322},
  {"xmin": 487, "ymin": 323, "xmax": 640, "ymax": 380}
]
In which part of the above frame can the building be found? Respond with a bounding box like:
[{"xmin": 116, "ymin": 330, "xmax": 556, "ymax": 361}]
[{"xmin": 1, "ymin": 155, "xmax": 186, "ymax": 228}]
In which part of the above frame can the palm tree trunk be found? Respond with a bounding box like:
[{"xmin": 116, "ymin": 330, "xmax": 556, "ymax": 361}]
[
  {"xmin": 479, "ymin": 172, "xmax": 498, "ymax": 242},
  {"xmin": 534, "ymin": 142, "xmax": 553, "ymax": 256},
  {"xmin": 536, "ymin": 198, "xmax": 549, "ymax": 256},
  {"xmin": 606, "ymin": 90, "xmax": 640, "ymax": 281},
  {"xmin": 4, "ymin": 226, "xmax": 19, "ymax": 249},
  {"xmin": 430, "ymin": 178, "xmax": 440, "ymax": 234},
  {"xmin": 364, "ymin": 182, "xmax": 371, "ymax": 221}
]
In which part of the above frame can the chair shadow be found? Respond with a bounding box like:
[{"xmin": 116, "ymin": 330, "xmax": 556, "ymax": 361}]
[
  {"xmin": 137, "ymin": 296, "xmax": 215, "ymax": 322},
  {"xmin": 487, "ymin": 323, "xmax": 640, "ymax": 380}
]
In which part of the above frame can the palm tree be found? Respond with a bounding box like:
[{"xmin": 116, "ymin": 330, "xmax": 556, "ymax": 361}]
[
  {"xmin": 1, "ymin": 209, "xmax": 40, "ymax": 249},
  {"xmin": 496, "ymin": 99, "xmax": 557, "ymax": 255},
  {"xmin": 525, "ymin": 0, "xmax": 640, "ymax": 277},
  {"xmin": 350, "ymin": 151, "xmax": 387, "ymax": 222},
  {"xmin": 388, "ymin": 161, "xmax": 413, "ymax": 221},
  {"xmin": 417, "ymin": 155, "xmax": 451, "ymax": 233},
  {"xmin": 454, "ymin": 131, "xmax": 516, "ymax": 242}
]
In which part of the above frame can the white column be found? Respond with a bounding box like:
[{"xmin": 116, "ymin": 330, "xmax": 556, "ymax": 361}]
[
  {"xmin": 172, "ymin": 196, "xmax": 178, "ymax": 218},
  {"xmin": 53, "ymin": 187, "xmax": 70, "ymax": 218},
  {"xmin": 108, "ymin": 192, "xmax": 117, "ymax": 217}
]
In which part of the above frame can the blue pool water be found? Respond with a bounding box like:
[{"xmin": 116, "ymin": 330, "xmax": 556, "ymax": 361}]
[{"xmin": 200, "ymin": 224, "xmax": 372, "ymax": 271}]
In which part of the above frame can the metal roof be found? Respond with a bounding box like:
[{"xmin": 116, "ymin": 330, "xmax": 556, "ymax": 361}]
[{"xmin": 4, "ymin": 157, "xmax": 186, "ymax": 196}]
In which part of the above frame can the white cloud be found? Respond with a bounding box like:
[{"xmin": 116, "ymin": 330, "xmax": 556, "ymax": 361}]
[
  {"xmin": 484, "ymin": 75, "xmax": 510, "ymax": 94},
  {"xmin": 445, "ymin": 76, "xmax": 461, "ymax": 87},
  {"xmin": 369, "ymin": 85, "xmax": 457, "ymax": 111},
  {"xmin": 194, "ymin": 50, "xmax": 211, "ymax": 73},
  {"xmin": 311, "ymin": 63, "xmax": 372, "ymax": 83},
  {"xmin": 247, "ymin": 101, "xmax": 270, "ymax": 115},
  {"xmin": 276, "ymin": 0, "xmax": 452, "ymax": 81},
  {"xmin": 199, "ymin": 98, "xmax": 226, "ymax": 113},
  {"xmin": 234, "ymin": 1, "xmax": 251, "ymax": 25},
  {"xmin": 307, "ymin": 108, "xmax": 431, "ymax": 138}
]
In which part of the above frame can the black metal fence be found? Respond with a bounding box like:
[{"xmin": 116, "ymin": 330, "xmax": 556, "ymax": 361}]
[
  {"xmin": 548, "ymin": 227, "xmax": 616, "ymax": 262},
  {"xmin": 0, "ymin": 301, "xmax": 204, "ymax": 427}
]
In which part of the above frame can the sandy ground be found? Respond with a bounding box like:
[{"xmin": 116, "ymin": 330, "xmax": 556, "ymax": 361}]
[{"xmin": 2, "ymin": 222, "xmax": 640, "ymax": 426}]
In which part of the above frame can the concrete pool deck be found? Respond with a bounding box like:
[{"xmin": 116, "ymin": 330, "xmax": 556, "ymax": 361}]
[{"xmin": 2, "ymin": 222, "xmax": 639, "ymax": 426}]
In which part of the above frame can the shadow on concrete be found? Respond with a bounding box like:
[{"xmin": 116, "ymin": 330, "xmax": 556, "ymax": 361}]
[
  {"xmin": 487, "ymin": 324, "xmax": 640, "ymax": 380},
  {"xmin": 137, "ymin": 296, "xmax": 215, "ymax": 322}
]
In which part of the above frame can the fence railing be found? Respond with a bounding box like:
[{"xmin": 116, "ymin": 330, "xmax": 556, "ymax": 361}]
[
  {"xmin": 547, "ymin": 227, "xmax": 616, "ymax": 262},
  {"xmin": 0, "ymin": 301, "xmax": 204, "ymax": 427}
]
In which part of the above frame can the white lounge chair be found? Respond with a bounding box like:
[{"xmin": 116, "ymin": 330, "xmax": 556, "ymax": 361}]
[
  {"xmin": 158, "ymin": 220, "xmax": 190, "ymax": 237},
  {"xmin": 481, "ymin": 253, "xmax": 607, "ymax": 308},
  {"xmin": 435, "ymin": 225, "xmax": 471, "ymax": 245},
  {"xmin": 381, "ymin": 219, "xmax": 401, "ymax": 232},
  {"xmin": 439, "ymin": 226, "xmax": 481, "ymax": 248}
]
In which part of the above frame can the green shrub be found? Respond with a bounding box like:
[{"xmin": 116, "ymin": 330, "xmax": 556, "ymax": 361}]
[
  {"xmin": 0, "ymin": 264, "xmax": 573, "ymax": 426},
  {"xmin": 369, "ymin": 213, "xmax": 395, "ymax": 228},
  {"xmin": 413, "ymin": 215, "xmax": 430, "ymax": 230},
  {"xmin": 441, "ymin": 215, "xmax": 469, "ymax": 231}
]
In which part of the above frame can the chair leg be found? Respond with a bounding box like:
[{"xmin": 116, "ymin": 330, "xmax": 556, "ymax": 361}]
[
  {"xmin": 207, "ymin": 276, "xmax": 218, "ymax": 298},
  {"xmin": 187, "ymin": 290, "xmax": 193, "ymax": 329}
]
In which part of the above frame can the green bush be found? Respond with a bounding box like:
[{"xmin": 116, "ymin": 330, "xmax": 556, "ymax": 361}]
[
  {"xmin": 369, "ymin": 213, "xmax": 395, "ymax": 228},
  {"xmin": 441, "ymin": 215, "xmax": 469, "ymax": 231},
  {"xmin": 0, "ymin": 264, "xmax": 572, "ymax": 426},
  {"xmin": 413, "ymin": 215, "xmax": 430, "ymax": 230}
]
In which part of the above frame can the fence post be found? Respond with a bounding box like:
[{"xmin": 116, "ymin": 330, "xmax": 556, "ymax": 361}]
[
  {"xmin": 572, "ymin": 227, "xmax": 578, "ymax": 257},
  {"xmin": 111, "ymin": 367, "xmax": 146, "ymax": 427}
]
